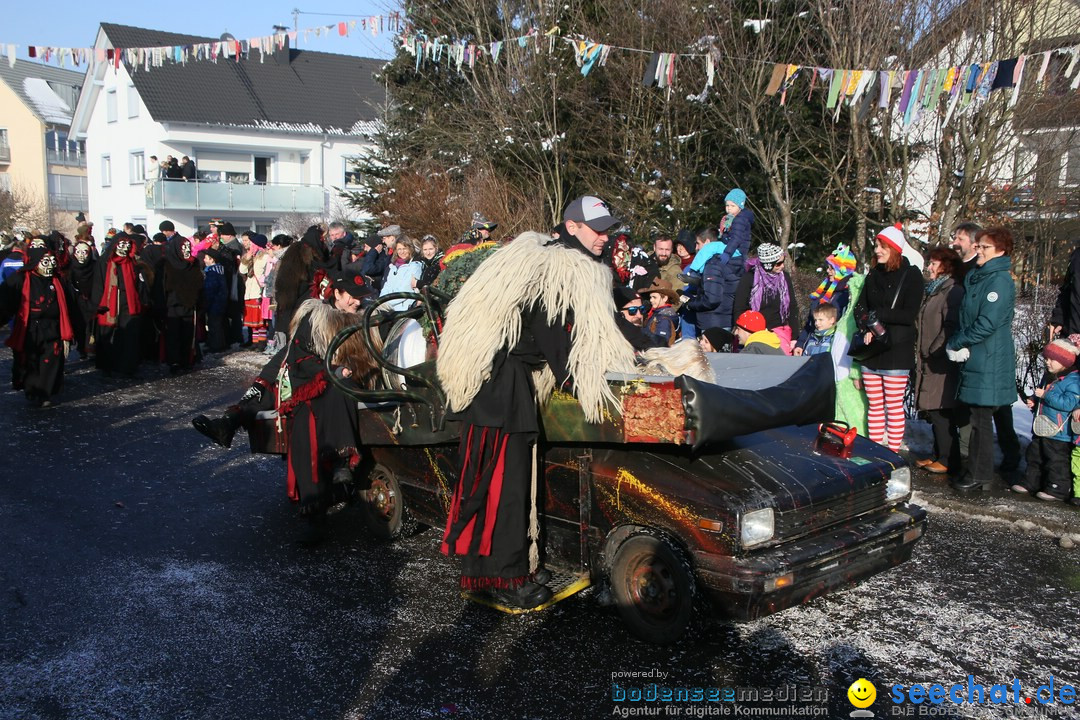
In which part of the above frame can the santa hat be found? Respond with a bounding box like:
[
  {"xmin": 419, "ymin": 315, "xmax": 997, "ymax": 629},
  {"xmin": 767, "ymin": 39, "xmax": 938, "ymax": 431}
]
[
  {"xmin": 875, "ymin": 223, "xmax": 924, "ymax": 271},
  {"xmin": 1044, "ymin": 338, "xmax": 1080, "ymax": 368}
]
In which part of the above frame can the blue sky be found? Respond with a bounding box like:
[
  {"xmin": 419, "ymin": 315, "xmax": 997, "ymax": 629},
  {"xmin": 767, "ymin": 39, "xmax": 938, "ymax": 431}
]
[{"xmin": 3, "ymin": 1, "xmax": 398, "ymax": 61}]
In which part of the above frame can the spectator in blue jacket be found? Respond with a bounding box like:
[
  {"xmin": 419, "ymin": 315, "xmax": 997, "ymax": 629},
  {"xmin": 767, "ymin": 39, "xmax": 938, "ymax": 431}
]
[
  {"xmin": 718, "ymin": 188, "xmax": 754, "ymax": 275},
  {"xmin": 1014, "ymin": 337, "xmax": 1080, "ymax": 501},
  {"xmin": 201, "ymin": 250, "xmax": 228, "ymax": 352}
]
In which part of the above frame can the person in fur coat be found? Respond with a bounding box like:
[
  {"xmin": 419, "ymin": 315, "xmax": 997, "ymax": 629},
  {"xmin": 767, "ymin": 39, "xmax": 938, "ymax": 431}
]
[
  {"xmin": 191, "ymin": 270, "xmax": 379, "ymax": 542},
  {"xmin": 437, "ymin": 195, "xmax": 637, "ymax": 609},
  {"xmin": 273, "ymin": 225, "xmax": 330, "ymax": 341}
]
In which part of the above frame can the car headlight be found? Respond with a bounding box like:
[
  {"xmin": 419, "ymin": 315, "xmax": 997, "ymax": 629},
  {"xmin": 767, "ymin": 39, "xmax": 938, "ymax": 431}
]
[
  {"xmin": 740, "ymin": 508, "xmax": 775, "ymax": 548},
  {"xmin": 886, "ymin": 466, "xmax": 912, "ymax": 502}
]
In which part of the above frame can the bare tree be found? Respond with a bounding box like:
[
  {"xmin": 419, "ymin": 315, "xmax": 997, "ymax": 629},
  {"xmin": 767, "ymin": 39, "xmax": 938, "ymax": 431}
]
[{"xmin": 0, "ymin": 183, "xmax": 51, "ymax": 235}]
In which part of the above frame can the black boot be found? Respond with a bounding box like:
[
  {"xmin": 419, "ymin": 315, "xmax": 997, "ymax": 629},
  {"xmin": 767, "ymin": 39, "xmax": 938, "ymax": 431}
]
[
  {"xmin": 192, "ymin": 413, "xmax": 240, "ymax": 448},
  {"xmin": 950, "ymin": 475, "xmax": 984, "ymax": 492},
  {"xmin": 295, "ymin": 513, "xmax": 328, "ymax": 546},
  {"xmin": 491, "ymin": 581, "xmax": 553, "ymax": 609},
  {"xmin": 532, "ymin": 568, "xmax": 552, "ymax": 585}
]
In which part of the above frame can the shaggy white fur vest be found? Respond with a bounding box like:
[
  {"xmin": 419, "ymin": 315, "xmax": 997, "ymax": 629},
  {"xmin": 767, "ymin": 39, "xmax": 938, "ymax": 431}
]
[{"xmin": 437, "ymin": 231, "xmax": 637, "ymax": 423}]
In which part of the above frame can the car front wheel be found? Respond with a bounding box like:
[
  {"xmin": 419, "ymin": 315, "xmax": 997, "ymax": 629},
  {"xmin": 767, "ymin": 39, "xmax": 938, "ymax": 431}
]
[
  {"xmin": 609, "ymin": 531, "xmax": 696, "ymax": 645},
  {"xmin": 361, "ymin": 465, "xmax": 416, "ymax": 540}
]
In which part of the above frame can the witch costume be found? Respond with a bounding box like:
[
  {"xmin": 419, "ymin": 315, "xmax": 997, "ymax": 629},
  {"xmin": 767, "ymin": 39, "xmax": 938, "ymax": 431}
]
[
  {"xmin": 93, "ymin": 233, "xmax": 148, "ymax": 376},
  {"xmin": 276, "ymin": 292, "xmax": 377, "ymax": 516},
  {"xmin": 436, "ymin": 229, "xmax": 636, "ymax": 606},
  {"xmin": 162, "ymin": 235, "xmax": 202, "ymax": 373},
  {"xmin": 0, "ymin": 247, "xmax": 82, "ymax": 406},
  {"xmin": 68, "ymin": 241, "xmax": 97, "ymax": 357}
]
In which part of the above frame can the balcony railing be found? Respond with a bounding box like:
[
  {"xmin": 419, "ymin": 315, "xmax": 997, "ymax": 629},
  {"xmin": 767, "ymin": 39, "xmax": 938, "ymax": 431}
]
[
  {"xmin": 0, "ymin": 142, "xmax": 10, "ymax": 163},
  {"xmin": 46, "ymin": 148, "xmax": 87, "ymax": 167},
  {"xmin": 50, "ymin": 193, "xmax": 89, "ymax": 211},
  {"xmin": 145, "ymin": 179, "xmax": 327, "ymax": 213}
]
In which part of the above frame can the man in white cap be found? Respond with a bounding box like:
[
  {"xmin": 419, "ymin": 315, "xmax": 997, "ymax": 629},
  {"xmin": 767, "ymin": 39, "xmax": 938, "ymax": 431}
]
[
  {"xmin": 435, "ymin": 193, "xmax": 634, "ymax": 609},
  {"xmin": 555, "ymin": 194, "xmax": 620, "ymax": 257}
]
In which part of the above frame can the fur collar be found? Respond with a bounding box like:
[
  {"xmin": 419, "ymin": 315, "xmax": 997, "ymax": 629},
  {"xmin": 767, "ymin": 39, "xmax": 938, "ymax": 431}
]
[{"xmin": 437, "ymin": 231, "xmax": 636, "ymax": 422}]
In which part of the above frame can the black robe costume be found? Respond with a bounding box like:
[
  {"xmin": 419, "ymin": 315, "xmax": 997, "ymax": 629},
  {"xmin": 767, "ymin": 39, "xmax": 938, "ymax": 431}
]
[
  {"xmin": 68, "ymin": 247, "xmax": 96, "ymax": 356},
  {"xmin": 276, "ymin": 302, "xmax": 362, "ymax": 514},
  {"xmin": 162, "ymin": 236, "xmax": 202, "ymax": 371},
  {"xmin": 0, "ymin": 249, "xmax": 81, "ymax": 403},
  {"xmin": 140, "ymin": 238, "xmax": 169, "ymax": 362},
  {"xmin": 441, "ymin": 228, "xmax": 592, "ymax": 590},
  {"xmin": 92, "ymin": 243, "xmax": 147, "ymax": 375}
]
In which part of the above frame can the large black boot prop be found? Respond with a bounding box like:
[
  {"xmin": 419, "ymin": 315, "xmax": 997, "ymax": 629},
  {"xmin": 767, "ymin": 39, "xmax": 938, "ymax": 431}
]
[{"xmin": 192, "ymin": 412, "xmax": 241, "ymax": 448}]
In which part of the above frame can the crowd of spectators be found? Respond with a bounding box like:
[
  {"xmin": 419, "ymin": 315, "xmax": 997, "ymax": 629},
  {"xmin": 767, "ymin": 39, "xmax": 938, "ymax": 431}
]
[{"xmin": 2, "ymin": 199, "xmax": 1080, "ymax": 508}]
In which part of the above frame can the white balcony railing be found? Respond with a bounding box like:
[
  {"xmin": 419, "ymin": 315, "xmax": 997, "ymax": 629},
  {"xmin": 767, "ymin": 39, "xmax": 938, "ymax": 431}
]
[{"xmin": 145, "ymin": 179, "xmax": 327, "ymax": 213}]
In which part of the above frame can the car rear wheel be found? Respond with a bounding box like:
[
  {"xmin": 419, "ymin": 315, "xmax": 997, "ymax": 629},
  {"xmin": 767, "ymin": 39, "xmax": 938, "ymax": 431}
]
[
  {"xmin": 361, "ymin": 465, "xmax": 416, "ymax": 540},
  {"xmin": 609, "ymin": 531, "xmax": 696, "ymax": 645}
]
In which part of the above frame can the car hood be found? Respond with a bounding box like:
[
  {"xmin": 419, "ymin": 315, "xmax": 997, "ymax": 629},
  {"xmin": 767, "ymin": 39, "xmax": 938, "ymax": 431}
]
[{"xmin": 590, "ymin": 424, "xmax": 902, "ymax": 516}]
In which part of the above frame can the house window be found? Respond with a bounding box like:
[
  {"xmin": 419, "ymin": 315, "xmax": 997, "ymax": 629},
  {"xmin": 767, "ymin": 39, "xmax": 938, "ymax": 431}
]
[
  {"xmin": 127, "ymin": 85, "xmax": 140, "ymax": 119},
  {"xmin": 103, "ymin": 217, "xmax": 114, "ymax": 232},
  {"xmin": 1066, "ymin": 148, "xmax": 1080, "ymax": 187},
  {"xmin": 129, "ymin": 151, "xmax": 145, "ymax": 184},
  {"xmin": 0, "ymin": 173, "xmax": 11, "ymax": 192},
  {"xmin": 343, "ymin": 157, "xmax": 363, "ymax": 187},
  {"xmin": 106, "ymin": 89, "xmax": 117, "ymax": 123},
  {"xmin": 101, "ymin": 155, "xmax": 112, "ymax": 186}
]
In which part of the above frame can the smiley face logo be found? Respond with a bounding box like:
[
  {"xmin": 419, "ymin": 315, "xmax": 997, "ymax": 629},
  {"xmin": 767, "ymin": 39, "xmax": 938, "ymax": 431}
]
[{"xmin": 848, "ymin": 678, "xmax": 877, "ymax": 708}]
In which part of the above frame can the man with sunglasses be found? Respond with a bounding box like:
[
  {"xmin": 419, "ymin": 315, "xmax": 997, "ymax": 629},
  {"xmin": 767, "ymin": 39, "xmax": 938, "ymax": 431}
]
[{"xmin": 614, "ymin": 286, "xmax": 664, "ymax": 351}]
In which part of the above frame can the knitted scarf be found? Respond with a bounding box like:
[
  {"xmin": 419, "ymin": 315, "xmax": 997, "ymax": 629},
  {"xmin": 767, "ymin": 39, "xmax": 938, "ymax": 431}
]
[
  {"xmin": 749, "ymin": 263, "xmax": 790, "ymax": 320},
  {"xmin": 97, "ymin": 255, "xmax": 142, "ymax": 327},
  {"xmin": 925, "ymin": 275, "xmax": 949, "ymax": 297}
]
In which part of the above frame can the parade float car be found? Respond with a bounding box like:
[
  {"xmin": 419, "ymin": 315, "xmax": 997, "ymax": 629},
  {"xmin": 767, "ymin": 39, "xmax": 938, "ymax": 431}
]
[{"xmin": 251, "ymin": 292, "xmax": 927, "ymax": 645}]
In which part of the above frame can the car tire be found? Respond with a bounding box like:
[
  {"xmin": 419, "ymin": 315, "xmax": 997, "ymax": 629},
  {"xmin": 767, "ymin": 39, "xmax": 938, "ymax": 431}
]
[
  {"xmin": 609, "ymin": 530, "xmax": 696, "ymax": 645},
  {"xmin": 361, "ymin": 465, "xmax": 417, "ymax": 540}
]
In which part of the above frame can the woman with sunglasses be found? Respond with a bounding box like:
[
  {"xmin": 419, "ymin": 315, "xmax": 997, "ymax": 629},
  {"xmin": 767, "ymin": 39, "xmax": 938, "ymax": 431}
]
[
  {"xmin": 945, "ymin": 227, "xmax": 1017, "ymax": 492},
  {"xmin": 732, "ymin": 243, "xmax": 801, "ymax": 354}
]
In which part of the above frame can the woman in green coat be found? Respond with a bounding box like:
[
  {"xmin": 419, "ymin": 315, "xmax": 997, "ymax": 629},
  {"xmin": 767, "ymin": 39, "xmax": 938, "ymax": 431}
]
[{"xmin": 946, "ymin": 227, "xmax": 1017, "ymax": 491}]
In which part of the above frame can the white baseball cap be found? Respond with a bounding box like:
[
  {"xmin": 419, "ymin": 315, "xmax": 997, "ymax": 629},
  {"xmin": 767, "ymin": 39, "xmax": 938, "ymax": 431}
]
[{"xmin": 563, "ymin": 195, "xmax": 619, "ymax": 232}]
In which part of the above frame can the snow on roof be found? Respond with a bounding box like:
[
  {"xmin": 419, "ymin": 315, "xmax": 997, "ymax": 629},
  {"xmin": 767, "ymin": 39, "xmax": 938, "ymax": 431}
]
[{"xmin": 22, "ymin": 77, "xmax": 73, "ymax": 125}]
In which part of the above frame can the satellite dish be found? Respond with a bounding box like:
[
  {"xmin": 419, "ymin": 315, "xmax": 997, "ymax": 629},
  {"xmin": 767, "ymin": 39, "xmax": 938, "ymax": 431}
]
[{"xmin": 220, "ymin": 33, "xmax": 236, "ymax": 43}]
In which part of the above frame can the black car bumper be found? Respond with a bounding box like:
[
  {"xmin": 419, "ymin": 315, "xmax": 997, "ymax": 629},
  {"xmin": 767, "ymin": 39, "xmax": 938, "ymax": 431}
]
[{"xmin": 693, "ymin": 503, "xmax": 927, "ymax": 621}]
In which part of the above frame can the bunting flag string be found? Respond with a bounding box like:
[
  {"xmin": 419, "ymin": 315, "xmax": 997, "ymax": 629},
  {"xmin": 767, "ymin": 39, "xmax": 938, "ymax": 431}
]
[
  {"xmin": 4, "ymin": 14, "xmax": 1079, "ymax": 129},
  {"xmin": 396, "ymin": 23, "xmax": 1080, "ymax": 128},
  {"xmin": 0, "ymin": 12, "xmax": 405, "ymax": 71}
]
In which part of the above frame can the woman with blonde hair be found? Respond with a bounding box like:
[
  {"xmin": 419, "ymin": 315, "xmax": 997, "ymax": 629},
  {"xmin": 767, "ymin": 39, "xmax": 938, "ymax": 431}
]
[{"xmin": 379, "ymin": 235, "xmax": 422, "ymax": 311}]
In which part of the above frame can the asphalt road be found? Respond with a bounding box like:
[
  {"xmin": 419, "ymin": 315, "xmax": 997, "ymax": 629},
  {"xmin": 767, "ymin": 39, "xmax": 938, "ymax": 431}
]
[{"xmin": 1, "ymin": 352, "xmax": 1079, "ymax": 720}]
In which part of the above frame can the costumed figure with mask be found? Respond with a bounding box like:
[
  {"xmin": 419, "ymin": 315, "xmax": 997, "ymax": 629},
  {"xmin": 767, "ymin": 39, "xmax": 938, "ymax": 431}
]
[
  {"xmin": 0, "ymin": 246, "xmax": 82, "ymax": 406},
  {"xmin": 436, "ymin": 196, "xmax": 636, "ymax": 609},
  {"xmin": 68, "ymin": 241, "xmax": 97, "ymax": 358},
  {"xmin": 191, "ymin": 270, "xmax": 379, "ymax": 542},
  {"xmin": 162, "ymin": 235, "xmax": 203, "ymax": 374},
  {"xmin": 93, "ymin": 233, "xmax": 149, "ymax": 376}
]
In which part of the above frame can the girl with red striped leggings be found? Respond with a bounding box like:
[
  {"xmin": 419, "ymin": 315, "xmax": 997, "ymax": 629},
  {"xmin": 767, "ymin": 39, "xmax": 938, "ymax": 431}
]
[{"xmin": 852, "ymin": 226, "xmax": 925, "ymax": 453}]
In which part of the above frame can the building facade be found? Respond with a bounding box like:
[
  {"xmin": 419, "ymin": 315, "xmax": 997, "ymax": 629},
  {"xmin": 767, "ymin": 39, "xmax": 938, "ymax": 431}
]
[
  {"xmin": 0, "ymin": 60, "xmax": 87, "ymax": 235},
  {"xmin": 71, "ymin": 23, "xmax": 383, "ymax": 240}
]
